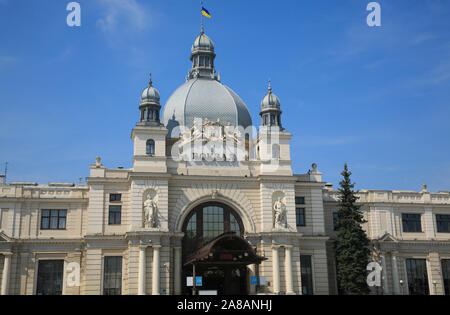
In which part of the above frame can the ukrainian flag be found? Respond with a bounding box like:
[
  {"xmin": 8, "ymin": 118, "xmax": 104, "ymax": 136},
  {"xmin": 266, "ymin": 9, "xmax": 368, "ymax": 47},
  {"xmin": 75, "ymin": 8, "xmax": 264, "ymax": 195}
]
[{"xmin": 202, "ymin": 7, "xmax": 212, "ymax": 18}]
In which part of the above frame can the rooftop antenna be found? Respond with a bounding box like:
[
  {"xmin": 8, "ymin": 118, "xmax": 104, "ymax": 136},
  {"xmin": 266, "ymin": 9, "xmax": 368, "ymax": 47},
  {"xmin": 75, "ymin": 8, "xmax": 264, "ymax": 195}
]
[{"xmin": 4, "ymin": 161, "xmax": 8, "ymax": 183}]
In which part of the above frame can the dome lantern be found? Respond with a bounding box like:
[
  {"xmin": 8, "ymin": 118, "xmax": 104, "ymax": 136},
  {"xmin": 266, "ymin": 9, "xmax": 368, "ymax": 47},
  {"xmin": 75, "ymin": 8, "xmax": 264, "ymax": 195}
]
[{"xmin": 189, "ymin": 31, "xmax": 216, "ymax": 80}]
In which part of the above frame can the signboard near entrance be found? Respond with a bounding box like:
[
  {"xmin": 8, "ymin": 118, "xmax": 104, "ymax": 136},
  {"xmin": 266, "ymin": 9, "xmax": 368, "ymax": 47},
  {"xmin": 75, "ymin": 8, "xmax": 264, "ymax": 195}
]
[
  {"xmin": 199, "ymin": 290, "xmax": 217, "ymax": 296},
  {"xmin": 186, "ymin": 277, "xmax": 203, "ymax": 287},
  {"xmin": 259, "ymin": 276, "xmax": 266, "ymax": 286},
  {"xmin": 251, "ymin": 276, "xmax": 258, "ymax": 285}
]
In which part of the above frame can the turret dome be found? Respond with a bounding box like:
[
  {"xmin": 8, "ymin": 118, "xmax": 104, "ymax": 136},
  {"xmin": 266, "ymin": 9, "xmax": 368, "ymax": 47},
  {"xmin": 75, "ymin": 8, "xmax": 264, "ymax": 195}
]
[
  {"xmin": 141, "ymin": 74, "xmax": 160, "ymax": 105},
  {"xmin": 192, "ymin": 32, "xmax": 215, "ymax": 53},
  {"xmin": 260, "ymin": 82, "xmax": 280, "ymax": 108}
]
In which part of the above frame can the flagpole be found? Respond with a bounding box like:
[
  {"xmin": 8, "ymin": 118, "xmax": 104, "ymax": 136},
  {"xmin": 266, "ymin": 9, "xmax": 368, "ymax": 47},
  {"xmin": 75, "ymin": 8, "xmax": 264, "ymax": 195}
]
[{"xmin": 201, "ymin": 0, "xmax": 204, "ymax": 33}]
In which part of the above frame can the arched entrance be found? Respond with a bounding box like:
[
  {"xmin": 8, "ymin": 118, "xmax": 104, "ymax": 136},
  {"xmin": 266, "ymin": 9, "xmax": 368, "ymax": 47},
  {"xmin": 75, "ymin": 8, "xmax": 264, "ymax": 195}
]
[{"xmin": 181, "ymin": 202, "xmax": 265, "ymax": 295}]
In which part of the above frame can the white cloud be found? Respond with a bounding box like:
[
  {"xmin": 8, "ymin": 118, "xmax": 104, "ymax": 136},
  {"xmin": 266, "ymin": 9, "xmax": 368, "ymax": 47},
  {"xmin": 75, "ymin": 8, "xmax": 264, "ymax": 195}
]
[
  {"xmin": 96, "ymin": 0, "xmax": 148, "ymax": 33},
  {"xmin": 409, "ymin": 57, "xmax": 450, "ymax": 87},
  {"xmin": 48, "ymin": 47, "xmax": 73, "ymax": 64},
  {"xmin": 0, "ymin": 55, "xmax": 17, "ymax": 67},
  {"xmin": 410, "ymin": 33, "xmax": 437, "ymax": 46}
]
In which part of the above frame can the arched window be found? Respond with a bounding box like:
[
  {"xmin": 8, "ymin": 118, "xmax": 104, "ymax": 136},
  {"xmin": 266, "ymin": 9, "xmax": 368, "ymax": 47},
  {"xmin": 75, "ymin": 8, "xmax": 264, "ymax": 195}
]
[
  {"xmin": 146, "ymin": 139, "xmax": 155, "ymax": 155},
  {"xmin": 182, "ymin": 202, "xmax": 244, "ymax": 259}
]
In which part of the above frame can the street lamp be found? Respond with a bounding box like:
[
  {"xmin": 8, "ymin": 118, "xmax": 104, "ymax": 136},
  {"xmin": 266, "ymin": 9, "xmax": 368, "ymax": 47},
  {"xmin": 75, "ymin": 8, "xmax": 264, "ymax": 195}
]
[{"xmin": 399, "ymin": 280, "xmax": 404, "ymax": 295}]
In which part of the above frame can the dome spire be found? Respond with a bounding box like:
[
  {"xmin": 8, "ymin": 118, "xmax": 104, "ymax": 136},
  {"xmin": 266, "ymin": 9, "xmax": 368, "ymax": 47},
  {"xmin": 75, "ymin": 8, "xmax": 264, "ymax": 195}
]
[
  {"xmin": 149, "ymin": 72, "xmax": 153, "ymax": 87},
  {"xmin": 268, "ymin": 78, "xmax": 272, "ymax": 93}
]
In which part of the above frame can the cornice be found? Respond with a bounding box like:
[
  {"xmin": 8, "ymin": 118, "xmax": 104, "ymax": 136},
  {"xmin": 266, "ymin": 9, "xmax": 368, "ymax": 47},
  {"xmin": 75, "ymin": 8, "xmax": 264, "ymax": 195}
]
[{"xmin": 0, "ymin": 198, "xmax": 88, "ymax": 203}]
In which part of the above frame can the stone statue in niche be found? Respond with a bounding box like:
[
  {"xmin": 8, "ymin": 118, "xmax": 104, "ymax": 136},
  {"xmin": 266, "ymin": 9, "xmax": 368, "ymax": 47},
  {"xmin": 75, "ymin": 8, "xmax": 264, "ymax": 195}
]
[
  {"xmin": 144, "ymin": 194, "xmax": 159, "ymax": 228},
  {"xmin": 273, "ymin": 197, "xmax": 287, "ymax": 230}
]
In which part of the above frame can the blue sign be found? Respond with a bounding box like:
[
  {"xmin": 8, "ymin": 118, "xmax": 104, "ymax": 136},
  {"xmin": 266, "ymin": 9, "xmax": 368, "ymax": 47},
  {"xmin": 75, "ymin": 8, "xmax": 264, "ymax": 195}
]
[
  {"xmin": 196, "ymin": 277, "xmax": 203, "ymax": 286},
  {"xmin": 251, "ymin": 276, "xmax": 258, "ymax": 285}
]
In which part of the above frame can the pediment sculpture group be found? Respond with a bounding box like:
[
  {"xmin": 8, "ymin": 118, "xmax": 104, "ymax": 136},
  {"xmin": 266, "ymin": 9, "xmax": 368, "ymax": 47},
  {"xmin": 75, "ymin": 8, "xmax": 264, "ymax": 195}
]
[{"xmin": 179, "ymin": 118, "xmax": 243, "ymax": 147}]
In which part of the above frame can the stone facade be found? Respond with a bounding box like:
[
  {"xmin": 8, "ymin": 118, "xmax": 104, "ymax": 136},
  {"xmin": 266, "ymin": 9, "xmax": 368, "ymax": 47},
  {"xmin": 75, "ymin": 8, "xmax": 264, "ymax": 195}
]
[{"xmin": 1, "ymin": 28, "xmax": 449, "ymax": 296}]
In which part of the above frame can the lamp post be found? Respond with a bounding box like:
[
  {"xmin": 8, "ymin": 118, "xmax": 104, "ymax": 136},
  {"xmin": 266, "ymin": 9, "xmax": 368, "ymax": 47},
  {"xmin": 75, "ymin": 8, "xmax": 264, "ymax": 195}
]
[
  {"xmin": 192, "ymin": 263, "xmax": 197, "ymax": 296},
  {"xmin": 399, "ymin": 280, "xmax": 404, "ymax": 295},
  {"xmin": 433, "ymin": 280, "xmax": 437, "ymax": 295}
]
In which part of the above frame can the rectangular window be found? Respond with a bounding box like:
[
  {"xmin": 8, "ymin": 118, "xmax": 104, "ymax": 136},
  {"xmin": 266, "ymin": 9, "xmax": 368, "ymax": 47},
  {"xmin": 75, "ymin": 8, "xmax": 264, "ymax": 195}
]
[
  {"xmin": 40, "ymin": 210, "xmax": 67, "ymax": 230},
  {"xmin": 442, "ymin": 260, "xmax": 450, "ymax": 296},
  {"xmin": 296, "ymin": 208, "xmax": 306, "ymax": 227},
  {"xmin": 36, "ymin": 260, "xmax": 64, "ymax": 295},
  {"xmin": 406, "ymin": 258, "xmax": 429, "ymax": 295},
  {"xmin": 300, "ymin": 255, "xmax": 314, "ymax": 295},
  {"xmin": 333, "ymin": 212, "xmax": 340, "ymax": 231},
  {"xmin": 109, "ymin": 206, "xmax": 122, "ymax": 225},
  {"xmin": 109, "ymin": 194, "xmax": 122, "ymax": 202},
  {"xmin": 436, "ymin": 215, "xmax": 450, "ymax": 233},
  {"xmin": 402, "ymin": 214, "xmax": 422, "ymax": 233},
  {"xmin": 103, "ymin": 257, "xmax": 122, "ymax": 295},
  {"xmin": 295, "ymin": 197, "xmax": 305, "ymax": 205}
]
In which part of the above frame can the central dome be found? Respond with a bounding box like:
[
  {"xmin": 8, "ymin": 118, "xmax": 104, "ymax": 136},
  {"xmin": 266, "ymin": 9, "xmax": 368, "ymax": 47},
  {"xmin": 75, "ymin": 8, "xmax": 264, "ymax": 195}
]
[
  {"xmin": 162, "ymin": 78, "xmax": 252, "ymax": 137},
  {"xmin": 162, "ymin": 31, "xmax": 252, "ymax": 137}
]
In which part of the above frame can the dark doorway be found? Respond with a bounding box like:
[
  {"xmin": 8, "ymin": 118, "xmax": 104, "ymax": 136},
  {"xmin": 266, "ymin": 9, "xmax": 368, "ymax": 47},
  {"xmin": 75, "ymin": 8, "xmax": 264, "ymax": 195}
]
[
  {"xmin": 442, "ymin": 259, "xmax": 450, "ymax": 295},
  {"xmin": 36, "ymin": 260, "xmax": 64, "ymax": 295},
  {"xmin": 406, "ymin": 258, "xmax": 430, "ymax": 295},
  {"xmin": 184, "ymin": 265, "xmax": 248, "ymax": 295}
]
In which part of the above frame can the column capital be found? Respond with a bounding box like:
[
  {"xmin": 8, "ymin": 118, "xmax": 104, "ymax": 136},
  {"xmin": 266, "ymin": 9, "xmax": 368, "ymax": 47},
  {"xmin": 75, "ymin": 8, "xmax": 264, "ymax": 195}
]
[
  {"xmin": 284, "ymin": 245, "xmax": 294, "ymax": 249},
  {"xmin": 1, "ymin": 252, "xmax": 12, "ymax": 257},
  {"xmin": 139, "ymin": 245, "xmax": 149, "ymax": 250},
  {"xmin": 272, "ymin": 245, "xmax": 281, "ymax": 250},
  {"xmin": 152, "ymin": 245, "xmax": 162, "ymax": 249}
]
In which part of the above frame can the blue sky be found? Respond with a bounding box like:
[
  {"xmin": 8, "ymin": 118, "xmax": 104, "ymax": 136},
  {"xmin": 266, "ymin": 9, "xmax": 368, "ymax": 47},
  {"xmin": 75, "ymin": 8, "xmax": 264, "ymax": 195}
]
[{"xmin": 0, "ymin": 0, "xmax": 449, "ymax": 192}]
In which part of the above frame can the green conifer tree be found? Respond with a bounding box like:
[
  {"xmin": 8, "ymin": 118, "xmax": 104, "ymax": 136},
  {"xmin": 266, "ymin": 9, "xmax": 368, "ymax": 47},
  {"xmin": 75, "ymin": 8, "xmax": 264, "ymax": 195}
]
[{"xmin": 335, "ymin": 163, "xmax": 371, "ymax": 295}]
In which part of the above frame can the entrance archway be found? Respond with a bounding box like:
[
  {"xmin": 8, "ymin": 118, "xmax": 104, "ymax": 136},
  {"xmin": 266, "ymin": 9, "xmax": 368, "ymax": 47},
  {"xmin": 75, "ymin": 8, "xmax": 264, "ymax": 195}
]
[{"xmin": 181, "ymin": 202, "xmax": 264, "ymax": 295}]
